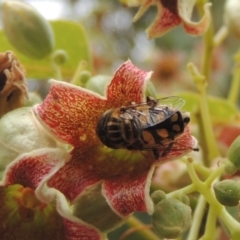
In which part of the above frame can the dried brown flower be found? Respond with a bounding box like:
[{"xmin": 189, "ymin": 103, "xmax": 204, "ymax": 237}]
[{"xmin": 0, "ymin": 51, "xmax": 28, "ymax": 117}]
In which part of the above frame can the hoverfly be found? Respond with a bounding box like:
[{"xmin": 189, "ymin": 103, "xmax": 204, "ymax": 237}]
[{"xmin": 96, "ymin": 96, "xmax": 198, "ymax": 159}]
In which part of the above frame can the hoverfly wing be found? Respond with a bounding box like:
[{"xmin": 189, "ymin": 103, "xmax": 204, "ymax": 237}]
[
  {"xmin": 122, "ymin": 96, "xmax": 185, "ymax": 110},
  {"xmin": 119, "ymin": 96, "xmax": 186, "ymax": 129},
  {"xmin": 155, "ymin": 96, "xmax": 185, "ymax": 112}
]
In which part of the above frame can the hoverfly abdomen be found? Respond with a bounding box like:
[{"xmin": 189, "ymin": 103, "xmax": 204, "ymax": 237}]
[{"xmin": 96, "ymin": 108, "xmax": 142, "ymax": 149}]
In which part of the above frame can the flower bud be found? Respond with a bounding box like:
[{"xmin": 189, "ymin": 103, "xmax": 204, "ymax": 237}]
[
  {"xmin": 1, "ymin": 1, "xmax": 54, "ymax": 59},
  {"xmin": 213, "ymin": 179, "xmax": 240, "ymax": 206},
  {"xmin": 151, "ymin": 190, "xmax": 166, "ymax": 205},
  {"xmin": 78, "ymin": 70, "xmax": 92, "ymax": 85},
  {"xmin": 175, "ymin": 194, "xmax": 190, "ymax": 206},
  {"xmin": 152, "ymin": 198, "xmax": 192, "ymax": 239},
  {"xmin": 224, "ymin": 161, "xmax": 238, "ymax": 175},
  {"xmin": 224, "ymin": 0, "xmax": 240, "ymax": 39},
  {"xmin": 0, "ymin": 107, "xmax": 63, "ymax": 170},
  {"xmin": 73, "ymin": 184, "xmax": 124, "ymax": 232},
  {"xmin": 227, "ymin": 136, "xmax": 240, "ymax": 169},
  {"xmin": 51, "ymin": 50, "xmax": 68, "ymax": 65},
  {"xmin": 85, "ymin": 75, "xmax": 112, "ymax": 95}
]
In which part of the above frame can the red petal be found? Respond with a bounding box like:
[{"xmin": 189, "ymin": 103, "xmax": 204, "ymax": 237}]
[
  {"xmin": 146, "ymin": 1, "xmax": 181, "ymax": 39},
  {"xmin": 63, "ymin": 219, "xmax": 105, "ymax": 240},
  {"xmin": 179, "ymin": 2, "xmax": 211, "ymax": 35},
  {"xmin": 34, "ymin": 80, "xmax": 106, "ymax": 148},
  {"xmin": 2, "ymin": 148, "xmax": 69, "ymax": 189},
  {"xmin": 102, "ymin": 167, "xmax": 154, "ymax": 217},
  {"xmin": 106, "ymin": 60, "xmax": 152, "ymax": 107},
  {"xmin": 47, "ymin": 149, "xmax": 101, "ymax": 202}
]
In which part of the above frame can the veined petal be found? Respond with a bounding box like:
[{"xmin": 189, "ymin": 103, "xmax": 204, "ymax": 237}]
[
  {"xmin": 63, "ymin": 219, "xmax": 105, "ymax": 240},
  {"xmin": 34, "ymin": 80, "xmax": 106, "ymax": 148},
  {"xmin": 47, "ymin": 148, "xmax": 102, "ymax": 202},
  {"xmin": 102, "ymin": 167, "xmax": 154, "ymax": 217},
  {"xmin": 178, "ymin": 1, "xmax": 212, "ymax": 35},
  {"xmin": 106, "ymin": 60, "xmax": 152, "ymax": 107},
  {"xmin": 2, "ymin": 148, "xmax": 70, "ymax": 188}
]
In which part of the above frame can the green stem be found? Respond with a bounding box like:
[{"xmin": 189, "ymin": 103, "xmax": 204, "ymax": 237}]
[
  {"xmin": 187, "ymin": 195, "xmax": 207, "ymax": 240},
  {"xmin": 187, "ymin": 64, "xmax": 220, "ymax": 162},
  {"xmin": 52, "ymin": 62, "xmax": 63, "ymax": 80},
  {"xmin": 228, "ymin": 52, "xmax": 240, "ymax": 105},
  {"xmin": 213, "ymin": 25, "xmax": 229, "ymax": 47},
  {"xmin": 196, "ymin": 0, "xmax": 214, "ymax": 81},
  {"xmin": 167, "ymin": 184, "xmax": 196, "ymax": 198},
  {"xmin": 125, "ymin": 216, "xmax": 159, "ymax": 240},
  {"xmin": 200, "ymin": 206, "xmax": 217, "ymax": 240},
  {"xmin": 186, "ymin": 159, "xmax": 240, "ymax": 238},
  {"xmin": 193, "ymin": 0, "xmax": 221, "ymax": 165},
  {"xmin": 192, "ymin": 161, "xmax": 212, "ymax": 180}
]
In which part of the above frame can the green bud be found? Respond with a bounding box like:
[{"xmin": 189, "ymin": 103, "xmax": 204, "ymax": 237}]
[
  {"xmin": 85, "ymin": 75, "xmax": 112, "ymax": 96},
  {"xmin": 1, "ymin": 1, "xmax": 54, "ymax": 59},
  {"xmin": 152, "ymin": 198, "xmax": 192, "ymax": 239},
  {"xmin": 227, "ymin": 136, "xmax": 240, "ymax": 169},
  {"xmin": 213, "ymin": 179, "xmax": 240, "ymax": 206},
  {"xmin": 224, "ymin": 161, "xmax": 238, "ymax": 175},
  {"xmin": 51, "ymin": 50, "xmax": 68, "ymax": 65},
  {"xmin": 73, "ymin": 184, "xmax": 124, "ymax": 232},
  {"xmin": 151, "ymin": 190, "xmax": 166, "ymax": 205},
  {"xmin": 78, "ymin": 70, "xmax": 92, "ymax": 85},
  {"xmin": 175, "ymin": 194, "xmax": 190, "ymax": 206}
]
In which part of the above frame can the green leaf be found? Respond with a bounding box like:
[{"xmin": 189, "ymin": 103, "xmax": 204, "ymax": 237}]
[
  {"xmin": 178, "ymin": 92, "xmax": 239, "ymax": 122},
  {"xmin": 208, "ymin": 96, "xmax": 239, "ymax": 122},
  {"xmin": 0, "ymin": 20, "xmax": 92, "ymax": 79}
]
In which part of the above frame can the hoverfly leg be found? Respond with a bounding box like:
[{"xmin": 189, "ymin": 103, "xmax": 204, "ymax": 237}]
[
  {"xmin": 152, "ymin": 148, "xmax": 160, "ymax": 160},
  {"xmin": 120, "ymin": 106, "xmax": 126, "ymax": 113},
  {"xmin": 146, "ymin": 96, "xmax": 158, "ymax": 109},
  {"xmin": 193, "ymin": 147, "xmax": 199, "ymax": 152},
  {"xmin": 161, "ymin": 142, "xmax": 174, "ymax": 157}
]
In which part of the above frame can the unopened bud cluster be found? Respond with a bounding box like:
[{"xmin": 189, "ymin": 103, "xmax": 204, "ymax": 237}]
[{"xmin": 151, "ymin": 191, "xmax": 192, "ymax": 239}]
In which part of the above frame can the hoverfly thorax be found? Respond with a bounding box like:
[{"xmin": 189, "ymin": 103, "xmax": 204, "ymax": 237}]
[{"xmin": 96, "ymin": 96, "xmax": 196, "ymax": 159}]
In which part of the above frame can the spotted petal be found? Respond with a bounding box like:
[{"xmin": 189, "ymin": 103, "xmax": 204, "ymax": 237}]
[
  {"xmin": 34, "ymin": 61, "xmax": 151, "ymax": 149},
  {"xmin": 103, "ymin": 167, "xmax": 155, "ymax": 217},
  {"xmin": 106, "ymin": 60, "xmax": 152, "ymax": 107},
  {"xmin": 47, "ymin": 148, "xmax": 102, "ymax": 202},
  {"xmin": 34, "ymin": 81, "xmax": 106, "ymax": 148}
]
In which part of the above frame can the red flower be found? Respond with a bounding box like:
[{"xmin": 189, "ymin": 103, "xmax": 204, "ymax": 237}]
[
  {"xmin": 132, "ymin": 0, "xmax": 212, "ymax": 38},
  {"xmin": 1, "ymin": 61, "xmax": 197, "ymax": 239}
]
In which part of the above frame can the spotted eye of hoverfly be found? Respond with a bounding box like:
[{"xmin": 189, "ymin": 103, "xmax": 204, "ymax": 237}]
[{"xmin": 96, "ymin": 96, "xmax": 197, "ymax": 159}]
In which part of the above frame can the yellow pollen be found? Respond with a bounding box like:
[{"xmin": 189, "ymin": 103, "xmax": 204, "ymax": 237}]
[{"xmin": 80, "ymin": 134, "xmax": 87, "ymax": 141}]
